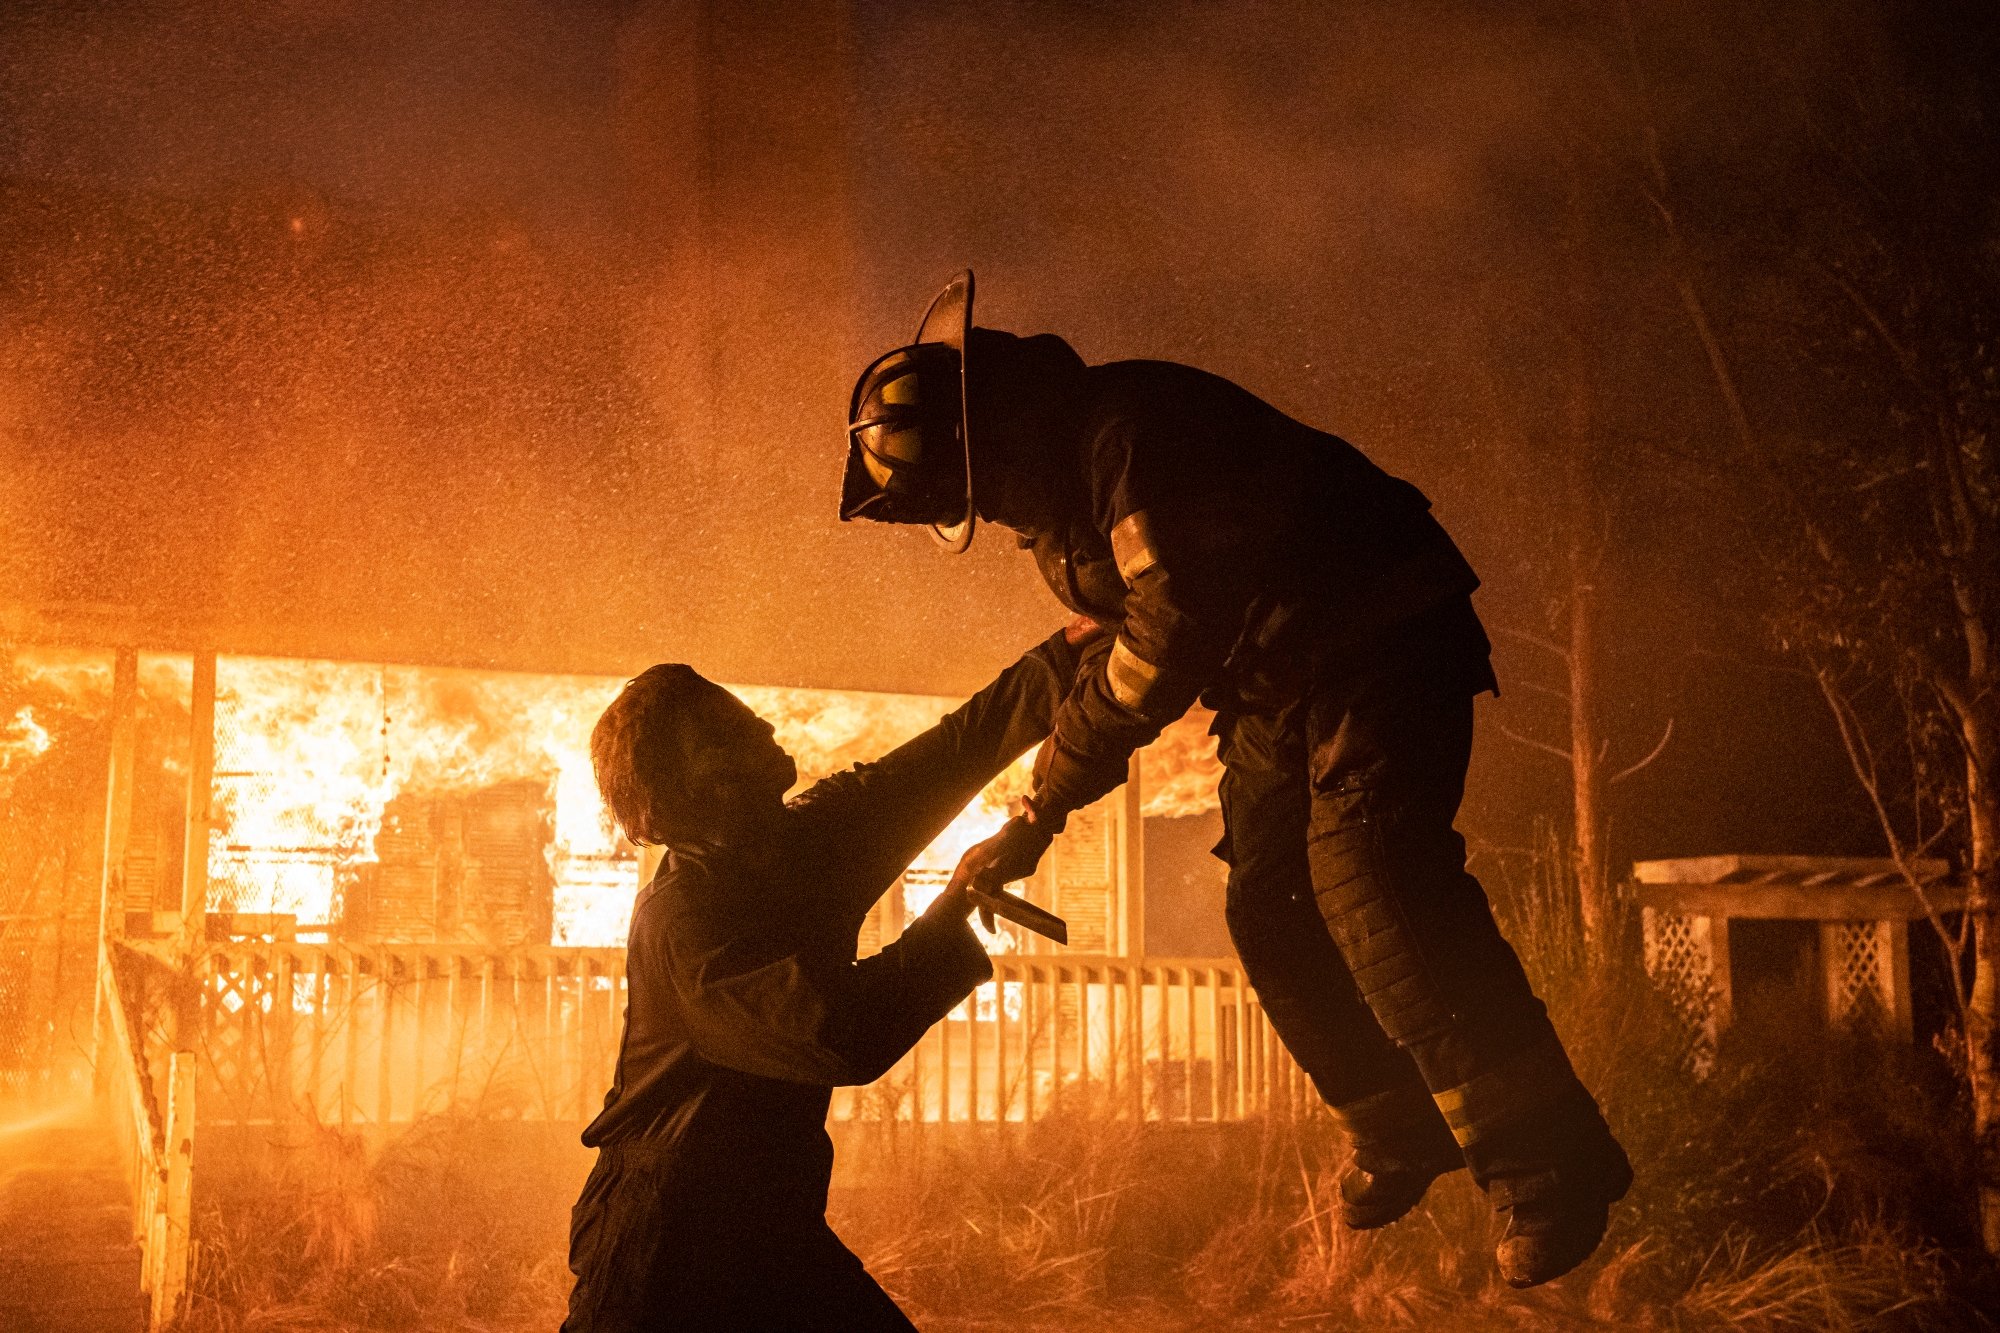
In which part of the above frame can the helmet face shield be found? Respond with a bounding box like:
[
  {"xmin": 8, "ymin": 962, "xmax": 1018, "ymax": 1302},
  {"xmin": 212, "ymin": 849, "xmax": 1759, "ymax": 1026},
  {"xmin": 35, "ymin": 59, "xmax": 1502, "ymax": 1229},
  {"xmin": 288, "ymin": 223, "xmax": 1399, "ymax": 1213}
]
[
  {"xmin": 856, "ymin": 422, "xmax": 918, "ymax": 491},
  {"xmin": 841, "ymin": 342, "xmax": 966, "ymax": 525},
  {"xmin": 838, "ymin": 270, "xmax": 978, "ymax": 549},
  {"xmin": 853, "ymin": 365, "xmax": 928, "ymax": 490}
]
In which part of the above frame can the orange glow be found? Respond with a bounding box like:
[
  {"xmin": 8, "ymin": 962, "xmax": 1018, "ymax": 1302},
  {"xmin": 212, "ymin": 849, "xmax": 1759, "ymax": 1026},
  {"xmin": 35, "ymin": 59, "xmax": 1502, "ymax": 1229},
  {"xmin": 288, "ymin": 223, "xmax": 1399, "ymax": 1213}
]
[
  {"xmin": 3, "ymin": 706, "xmax": 52, "ymax": 765},
  {"xmin": 208, "ymin": 658, "xmax": 637, "ymax": 942},
  {"xmin": 1140, "ymin": 710, "xmax": 1222, "ymax": 819},
  {"xmin": 203, "ymin": 659, "xmax": 1067, "ymax": 947},
  {"xmin": 900, "ymin": 748, "xmax": 1036, "ymax": 952},
  {"xmin": 0, "ymin": 706, "xmax": 53, "ymax": 801},
  {"xmin": 8, "ymin": 646, "xmax": 1217, "ymax": 948}
]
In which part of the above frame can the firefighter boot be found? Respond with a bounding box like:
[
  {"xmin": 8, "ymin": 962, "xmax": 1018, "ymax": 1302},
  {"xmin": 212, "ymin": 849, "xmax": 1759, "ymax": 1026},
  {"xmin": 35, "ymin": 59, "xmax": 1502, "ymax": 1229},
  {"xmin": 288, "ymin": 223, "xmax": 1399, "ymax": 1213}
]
[
  {"xmin": 1331, "ymin": 1084, "xmax": 1466, "ymax": 1231},
  {"xmin": 1491, "ymin": 1146, "xmax": 1633, "ymax": 1286},
  {"xmin": 1426, "ymin": 1037, "xmax": 1632, "ymax": 1287},
  {"xmin": 1488, "ymin": 1100, "xmax": 1632, "ymax": 1288}
]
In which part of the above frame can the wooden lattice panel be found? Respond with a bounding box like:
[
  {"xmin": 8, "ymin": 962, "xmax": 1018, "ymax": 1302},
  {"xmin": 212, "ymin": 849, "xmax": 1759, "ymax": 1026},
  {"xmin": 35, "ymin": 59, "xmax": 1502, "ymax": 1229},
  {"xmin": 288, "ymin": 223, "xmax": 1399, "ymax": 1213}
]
[
  {"xmin": 1641, "ymin": 908, "xmax": 1723, "ymax": 1072},
  {"xmin": 1823, "ymin": 919, "xmax": 1894, "ymax": 1033},
  {"xmin": 201, "ymin": 958, "xmax": 284, "ymax": 1118}
]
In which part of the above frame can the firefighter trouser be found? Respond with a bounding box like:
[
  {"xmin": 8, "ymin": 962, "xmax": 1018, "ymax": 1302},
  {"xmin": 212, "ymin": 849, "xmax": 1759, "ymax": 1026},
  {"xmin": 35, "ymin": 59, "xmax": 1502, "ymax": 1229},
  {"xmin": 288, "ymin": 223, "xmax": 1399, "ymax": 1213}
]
[{"xmin": 1214, "ymin": 602, "xmax": 1611, "ymax": 1185}]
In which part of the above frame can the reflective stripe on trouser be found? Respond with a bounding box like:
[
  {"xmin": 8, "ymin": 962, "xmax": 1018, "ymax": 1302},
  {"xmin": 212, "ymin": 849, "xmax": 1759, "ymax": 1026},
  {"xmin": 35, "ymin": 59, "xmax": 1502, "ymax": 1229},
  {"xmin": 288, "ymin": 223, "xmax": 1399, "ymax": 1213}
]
[
  {"xmin": 1429, "ymin": 1033, "xmax": 1586, "ymax": 1149},
  {"xmin": 1213, "ymin": 703, "xmax": 1451, "ymax": 1162},
  {"xmin": 1326, "ymin": 1081, "xmax": 1463, "ymax": 1174},
  {"xmin": 1298, "ymin": 614, "xmax": 1607, "ymax": 1185}
]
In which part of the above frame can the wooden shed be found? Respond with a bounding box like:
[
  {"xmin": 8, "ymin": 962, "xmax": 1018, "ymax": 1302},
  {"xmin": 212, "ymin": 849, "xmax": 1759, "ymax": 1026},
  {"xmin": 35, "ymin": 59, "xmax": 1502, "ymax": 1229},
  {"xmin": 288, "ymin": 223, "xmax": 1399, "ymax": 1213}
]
[{"xmin": 1634, "ymin": 855, "xmax": 1966, "ymax": 1060}]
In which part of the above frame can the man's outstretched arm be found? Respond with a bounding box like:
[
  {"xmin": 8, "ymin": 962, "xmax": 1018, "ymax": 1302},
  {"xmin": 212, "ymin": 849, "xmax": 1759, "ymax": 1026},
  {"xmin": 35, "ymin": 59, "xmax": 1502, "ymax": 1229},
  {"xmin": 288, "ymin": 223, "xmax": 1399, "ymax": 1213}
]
[
  {"xmin": 788, "ymin": 623, "xmax": 1091, "ymax": 913},
  {"xmin": 658, "ymin": 875, "xmax": 992, "ymax": 1086}
]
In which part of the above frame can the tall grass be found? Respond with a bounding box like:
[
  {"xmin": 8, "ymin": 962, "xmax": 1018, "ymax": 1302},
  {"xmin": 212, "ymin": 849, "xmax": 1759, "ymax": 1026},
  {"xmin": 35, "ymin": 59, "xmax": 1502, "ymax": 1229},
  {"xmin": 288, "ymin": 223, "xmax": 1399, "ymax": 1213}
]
[
  {"xmin": 182, "ymin": 1115, "xmax": 580, "ymax": 1332},
  {"xmin": 180, "ymin": 853, "xmax": 1999, "ymax": 1329}
]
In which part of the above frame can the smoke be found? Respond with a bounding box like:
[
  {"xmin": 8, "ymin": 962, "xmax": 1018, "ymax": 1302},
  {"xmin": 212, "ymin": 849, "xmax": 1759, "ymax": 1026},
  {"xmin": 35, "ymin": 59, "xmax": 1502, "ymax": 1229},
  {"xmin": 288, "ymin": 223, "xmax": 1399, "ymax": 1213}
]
[
  {"xmin": 0, "ymin": 0, "xmax": 1609, "ymax": 692},
  {"xmin": 0, "ymin": 0, "xmax": 1968, "ymax": 902},
  {"xmin": 5, "ymin": 23, "xmax": 1996, "ymax": 1322}
]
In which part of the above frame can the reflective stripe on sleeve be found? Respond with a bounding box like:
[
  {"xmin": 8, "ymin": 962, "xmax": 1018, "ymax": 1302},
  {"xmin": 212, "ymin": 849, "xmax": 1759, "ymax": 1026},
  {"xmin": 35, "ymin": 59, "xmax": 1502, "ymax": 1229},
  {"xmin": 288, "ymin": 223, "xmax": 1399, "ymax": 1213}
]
[
  {"xmin": 1109, "ymin": 511, "xmax": 1161, "ymax": 585},
  {"xmin": 1105, "ymin": 637, "xmax": 1163, "ymax": 711}
]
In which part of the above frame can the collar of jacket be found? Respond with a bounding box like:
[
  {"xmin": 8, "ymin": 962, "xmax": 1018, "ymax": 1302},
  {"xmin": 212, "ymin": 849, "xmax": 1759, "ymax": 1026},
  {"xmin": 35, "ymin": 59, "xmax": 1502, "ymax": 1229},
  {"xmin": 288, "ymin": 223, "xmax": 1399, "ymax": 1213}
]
[{"xmin": 966, "ymin": 331, "xmax": 1090, "ymax": 537}]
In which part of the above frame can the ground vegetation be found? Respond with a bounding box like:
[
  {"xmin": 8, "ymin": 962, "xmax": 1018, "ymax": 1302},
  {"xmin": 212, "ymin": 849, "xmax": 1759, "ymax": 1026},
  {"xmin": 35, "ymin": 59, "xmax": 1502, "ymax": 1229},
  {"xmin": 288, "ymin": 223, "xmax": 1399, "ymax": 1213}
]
[{"xmin": 177, "ymin": 863, "xmax": 1998, "ymax": 1331}]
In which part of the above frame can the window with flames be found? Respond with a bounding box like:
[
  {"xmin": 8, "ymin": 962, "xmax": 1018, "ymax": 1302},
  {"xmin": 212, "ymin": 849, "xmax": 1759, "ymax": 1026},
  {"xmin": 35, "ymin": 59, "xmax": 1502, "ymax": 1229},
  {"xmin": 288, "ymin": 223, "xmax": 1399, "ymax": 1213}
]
[{"xmin": 5, "ymin": 649, "xmax": 1222, "ymax": 956}]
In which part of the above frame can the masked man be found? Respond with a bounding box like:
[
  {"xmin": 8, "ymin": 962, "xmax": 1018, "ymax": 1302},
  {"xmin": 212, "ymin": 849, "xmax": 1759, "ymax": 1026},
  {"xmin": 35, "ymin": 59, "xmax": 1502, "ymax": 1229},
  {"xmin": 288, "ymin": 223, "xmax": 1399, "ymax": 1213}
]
[
  {"xmin": 836, "ymin": 273, "xmax": 1630, "ymax": 1289},
  {"xmin": 564, "ymin": 623, "xmax": 1089, "ymax": 1331}
]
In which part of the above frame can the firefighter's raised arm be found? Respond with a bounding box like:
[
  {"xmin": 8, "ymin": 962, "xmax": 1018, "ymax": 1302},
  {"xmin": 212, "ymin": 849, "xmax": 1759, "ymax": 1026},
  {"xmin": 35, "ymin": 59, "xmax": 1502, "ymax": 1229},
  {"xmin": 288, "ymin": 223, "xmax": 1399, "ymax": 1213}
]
[{"xmin": 785, "ymin": 622, "xmax": 1093, "ymax": 909}]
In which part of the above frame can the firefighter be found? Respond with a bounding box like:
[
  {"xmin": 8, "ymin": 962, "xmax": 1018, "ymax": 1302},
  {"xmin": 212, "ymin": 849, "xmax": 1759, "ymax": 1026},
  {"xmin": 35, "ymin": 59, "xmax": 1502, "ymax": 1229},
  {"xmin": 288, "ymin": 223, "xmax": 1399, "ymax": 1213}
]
[
  {"xmin": 563, "ymin": 623, "xmax": 1092, "ymax": 1331},
  {"xmin": 837, "ymin": 272, "xmax": 1631, "ymax": 1289}
]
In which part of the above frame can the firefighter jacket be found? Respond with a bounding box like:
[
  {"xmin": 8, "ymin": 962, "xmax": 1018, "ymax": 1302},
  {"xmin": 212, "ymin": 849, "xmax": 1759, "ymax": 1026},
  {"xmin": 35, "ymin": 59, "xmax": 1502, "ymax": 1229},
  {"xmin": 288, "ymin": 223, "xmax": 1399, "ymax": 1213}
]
[
  {"xmin": 581, "ymin": 630, "xmax": 1082, "ymax": 1213},
  {"xmin": 1019, "ymin": 358, "xmax": 1481, "ymax": 824}
]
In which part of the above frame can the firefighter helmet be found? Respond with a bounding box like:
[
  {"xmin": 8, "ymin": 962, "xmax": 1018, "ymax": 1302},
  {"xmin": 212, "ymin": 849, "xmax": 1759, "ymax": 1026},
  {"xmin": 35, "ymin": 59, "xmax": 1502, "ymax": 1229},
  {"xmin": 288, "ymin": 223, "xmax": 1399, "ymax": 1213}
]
[{"xmin": 839, "ymin": 270, "xmax": 977, "ymax": 551}]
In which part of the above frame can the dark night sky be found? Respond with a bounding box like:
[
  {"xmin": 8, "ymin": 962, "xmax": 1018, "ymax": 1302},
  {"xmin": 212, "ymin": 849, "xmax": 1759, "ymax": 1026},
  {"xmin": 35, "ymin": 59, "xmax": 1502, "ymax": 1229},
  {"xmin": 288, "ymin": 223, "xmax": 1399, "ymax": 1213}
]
[{"xmin": 4, "ymin": 0, "xmax": 1970, "ymax": 881}]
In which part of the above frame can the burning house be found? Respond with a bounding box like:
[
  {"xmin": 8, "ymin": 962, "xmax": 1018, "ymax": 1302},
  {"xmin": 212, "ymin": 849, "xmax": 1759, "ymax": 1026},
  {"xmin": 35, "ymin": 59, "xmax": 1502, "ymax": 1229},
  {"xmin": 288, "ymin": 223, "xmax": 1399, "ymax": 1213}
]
[
  {"xmin": 3, "ymin": 609, "xmax": 1313, "ymax": 1166},
  {"xmin": 12, "ymin": 642, "xmax": 1175, "ymax": 955}
]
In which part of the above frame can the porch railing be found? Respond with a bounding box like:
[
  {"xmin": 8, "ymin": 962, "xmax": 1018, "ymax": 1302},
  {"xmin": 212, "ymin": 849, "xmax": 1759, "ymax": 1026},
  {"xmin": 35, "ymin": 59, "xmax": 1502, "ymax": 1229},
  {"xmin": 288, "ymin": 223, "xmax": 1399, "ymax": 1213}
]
[
  {"xmin": 96, "ymin": 939, "xmax": 194, "ymax": 1332},
  {"xmin": 141, "ymin": 942, "xmax": 1310, "ymax": 1129},
  {"xmin": 835, "ymin": 955, "xmax": 1315, "ymax": 1123}
]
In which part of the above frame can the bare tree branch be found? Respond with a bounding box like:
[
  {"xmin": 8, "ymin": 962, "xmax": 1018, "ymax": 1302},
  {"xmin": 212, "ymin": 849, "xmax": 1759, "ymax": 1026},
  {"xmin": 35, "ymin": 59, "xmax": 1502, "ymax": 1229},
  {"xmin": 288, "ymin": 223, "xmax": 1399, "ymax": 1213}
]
[
  {"xmin": 1816, "ymin": 263, "xmax": 1923, "ymax": 387},
  {"xmin": 1851, "ymin": 461, "xmax": 1927, "ymax": 494},
  {"xmin": 1610, "ymin": 718, "xmax": 1676, "ymax": 785},
  {"xmin": 1814, "ymin": 663, "xmax": 1972, "ymax": 1018},
  {"xmin": 1495, "ymin": 723, "xmax": 1574, "ymax": 764},
  {"xmin": 1494, "ymin": 626, "xmax": 1571, "ymax": 662}
]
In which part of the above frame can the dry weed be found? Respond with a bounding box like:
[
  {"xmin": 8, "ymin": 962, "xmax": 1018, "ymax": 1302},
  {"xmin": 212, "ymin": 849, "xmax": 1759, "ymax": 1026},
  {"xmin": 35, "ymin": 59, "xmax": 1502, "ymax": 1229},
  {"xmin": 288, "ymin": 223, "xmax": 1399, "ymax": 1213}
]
[
  {"xmin": 1675, "ymin": 1220, "xmax": 1973, "ymax": 1331},
  {"xmin": 173, "ymin": 865, "xmax": 1999, "ymax": 1329},
  {"xmin": 182, "ymin": 1116, "xmax": 577, "ymax": 1332}
]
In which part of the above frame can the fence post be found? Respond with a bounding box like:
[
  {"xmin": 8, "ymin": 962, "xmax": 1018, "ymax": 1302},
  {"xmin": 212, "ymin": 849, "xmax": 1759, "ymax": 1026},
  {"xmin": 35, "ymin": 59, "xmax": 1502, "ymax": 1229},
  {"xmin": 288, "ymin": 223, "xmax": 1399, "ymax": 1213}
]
[
  {"xmin": 1126, "ymin": 963, "xmax": 1142, "ymax": 1120},
  {"xmin": 152, "ymin": 1051, "xmax": 196, "ymax": 1330},
  {"xmin": 178, "ymin": 651, "xmax": 215, "ymax": 964},
  {"xmin": 171, "ymin": 648, "xmax": 217, "ymax": 1169},
  {"xmin": 93, "ymin": 648, "xmax": 140, "ymax": 1094}
]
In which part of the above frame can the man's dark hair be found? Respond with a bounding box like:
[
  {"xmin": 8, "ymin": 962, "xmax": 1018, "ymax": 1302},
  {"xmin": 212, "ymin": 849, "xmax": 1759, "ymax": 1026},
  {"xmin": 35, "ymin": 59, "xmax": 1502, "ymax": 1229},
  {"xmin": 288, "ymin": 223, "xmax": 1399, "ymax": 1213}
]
[{"xmin": 592, "ymin": 663, "xmax": 711, "ymax": 847}]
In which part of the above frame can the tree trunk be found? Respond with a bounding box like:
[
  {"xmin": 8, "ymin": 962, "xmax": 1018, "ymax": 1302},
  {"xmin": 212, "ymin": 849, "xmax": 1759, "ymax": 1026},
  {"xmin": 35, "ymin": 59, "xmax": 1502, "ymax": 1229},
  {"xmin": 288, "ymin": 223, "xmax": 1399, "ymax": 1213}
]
[
  {"xmin": 1568, "ymin": 542, "xmax": 1611, "ymax": 951},
  {"xmin": 1936, "ymin": 412, "xmax": 1998, "ymax": 1253},
  {"xmin": 1965, "ymin": 696, "xmax": 2000, "ymax": 1251},
  {"xmin": 1560, "ymin": 362, "xmax": 1613, "ymax": 953}
]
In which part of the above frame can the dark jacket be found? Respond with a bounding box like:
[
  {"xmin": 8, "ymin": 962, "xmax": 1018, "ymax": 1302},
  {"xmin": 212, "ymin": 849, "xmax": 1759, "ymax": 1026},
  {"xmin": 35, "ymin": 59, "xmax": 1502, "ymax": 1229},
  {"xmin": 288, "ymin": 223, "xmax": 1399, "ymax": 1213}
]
[
  {"xmin": 581, "ymin": 630, "xmax": 1082, "ymax": 1214},
  {"xmin": 1015, "ymin": 357, "xmax": 1480, "ymax": 822}
]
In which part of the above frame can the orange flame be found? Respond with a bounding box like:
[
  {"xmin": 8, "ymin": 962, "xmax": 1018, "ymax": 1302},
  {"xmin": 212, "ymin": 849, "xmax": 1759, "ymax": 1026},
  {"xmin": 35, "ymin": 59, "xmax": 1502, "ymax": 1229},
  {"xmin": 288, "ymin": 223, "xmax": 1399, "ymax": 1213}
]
[
  {"xmin": 4, "ymin": 706, "xmax": 51, "ymax": 759},
  {"xmin": 0, "ymin": 706, "xmax": 53, "ymax": 795},
  {"xmin": 203, "ymin": 658, "xmax": 1055, "ymax": 947},
  {"xmin": 9, "ymin": 646, "xmax": 1221, "ymax": 951},
  {"xmin": 209, "ymin": 658, "xmax": 633, "ymax": 939},
  {"xmin": 1139, "ymin": 709, "xmax": 1222, "ymax": 819}
]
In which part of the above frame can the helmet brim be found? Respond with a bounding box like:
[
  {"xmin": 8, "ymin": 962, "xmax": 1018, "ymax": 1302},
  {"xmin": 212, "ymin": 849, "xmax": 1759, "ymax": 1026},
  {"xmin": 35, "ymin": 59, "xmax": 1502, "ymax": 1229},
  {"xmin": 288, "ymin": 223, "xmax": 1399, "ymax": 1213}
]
[{"xmin": 914, "ymin": 270, "xmax": 975, "ymax": 553}]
